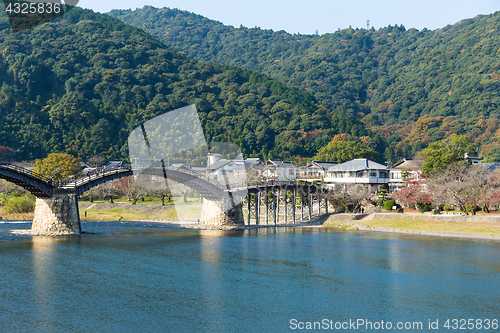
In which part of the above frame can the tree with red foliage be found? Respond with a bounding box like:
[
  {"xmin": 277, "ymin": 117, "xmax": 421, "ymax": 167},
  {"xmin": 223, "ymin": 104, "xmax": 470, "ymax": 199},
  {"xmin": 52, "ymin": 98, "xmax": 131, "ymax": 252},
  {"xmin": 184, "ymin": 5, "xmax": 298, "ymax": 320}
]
[
  {"xmin": 392, "ymin": 173, "xmax": 432, "ymax": 212},
  {"xmin": 478, "ymin": 170, "xmax": 500, "ymax": 213},
  {"xmin": 0, "ymin": 145, "xmax": 17, "ymax": 162},
  {"xmin": 114, "ymin": 176, "xmax": 136, "ymax": 201}
]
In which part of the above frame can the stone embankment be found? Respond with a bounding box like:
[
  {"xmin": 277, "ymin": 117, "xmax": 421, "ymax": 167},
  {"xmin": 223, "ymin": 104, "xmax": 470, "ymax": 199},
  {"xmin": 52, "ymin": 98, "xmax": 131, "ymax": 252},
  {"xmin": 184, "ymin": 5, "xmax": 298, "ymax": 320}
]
[
  {"xmin": 323, "ymin": 213, "xmax": 500, "ymax": 240},
  {"xmin": 365, "ymin": 212, "xmax": 500, "ymax": 223}
]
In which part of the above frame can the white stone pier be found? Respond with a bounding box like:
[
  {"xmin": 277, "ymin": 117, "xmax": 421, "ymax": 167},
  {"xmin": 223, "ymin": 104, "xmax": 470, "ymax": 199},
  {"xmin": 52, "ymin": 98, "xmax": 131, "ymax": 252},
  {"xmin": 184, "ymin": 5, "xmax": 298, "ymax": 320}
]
[
  {"xmin": 200, "ymin": 197, "xmax": 244, "ymax": 228},
  {"xmin": 32, "ymin": 190, "xmax": 81, "ymax": 236}
]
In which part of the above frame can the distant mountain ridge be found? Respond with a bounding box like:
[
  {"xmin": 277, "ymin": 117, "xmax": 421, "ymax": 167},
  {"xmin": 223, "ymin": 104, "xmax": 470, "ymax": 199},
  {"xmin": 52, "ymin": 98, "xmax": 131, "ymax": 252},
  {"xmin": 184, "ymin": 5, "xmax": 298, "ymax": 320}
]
[
  {"xmin": 109, "ymin": 6, "xmax": 500, "ymax": 161},
  {"xmin": 0, "ymin": 7, "xmax": 386, "ymax": 162}
]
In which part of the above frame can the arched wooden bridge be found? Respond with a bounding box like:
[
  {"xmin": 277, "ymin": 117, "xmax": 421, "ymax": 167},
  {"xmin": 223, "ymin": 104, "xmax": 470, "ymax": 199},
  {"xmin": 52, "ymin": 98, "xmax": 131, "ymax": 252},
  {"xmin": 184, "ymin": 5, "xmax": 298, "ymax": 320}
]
[
  {"xmin": 0, "ymin": 163, "xmax": 329, "ymax": 229},
  {"xmin": 0, "ymin": 163, "xmax": 244, "ymax": 201}
]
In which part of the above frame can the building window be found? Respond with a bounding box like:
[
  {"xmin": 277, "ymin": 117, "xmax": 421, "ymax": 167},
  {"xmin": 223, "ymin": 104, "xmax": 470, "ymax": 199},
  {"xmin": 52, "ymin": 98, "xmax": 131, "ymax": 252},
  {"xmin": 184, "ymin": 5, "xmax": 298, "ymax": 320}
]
[{"xmin": 369, "ymin": 172, "xmax": 377, "ymax": 177}]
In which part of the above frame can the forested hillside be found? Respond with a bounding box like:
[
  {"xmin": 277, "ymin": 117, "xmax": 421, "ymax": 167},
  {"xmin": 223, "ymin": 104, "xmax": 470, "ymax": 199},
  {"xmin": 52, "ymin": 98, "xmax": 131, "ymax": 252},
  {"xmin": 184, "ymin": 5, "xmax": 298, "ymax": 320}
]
[
  {"xmin": 0, "ymin": 8, "xmax": 387, "ymax": 162},
  {"xmin": 109, "ymin": 6, "xmax": 500, "ymax": 161}
]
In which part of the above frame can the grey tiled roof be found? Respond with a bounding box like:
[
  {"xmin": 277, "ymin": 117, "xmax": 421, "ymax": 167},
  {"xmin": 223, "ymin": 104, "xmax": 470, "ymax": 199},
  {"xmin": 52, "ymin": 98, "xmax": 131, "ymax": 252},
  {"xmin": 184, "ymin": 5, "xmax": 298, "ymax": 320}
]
[
  {"xmin": 170, "ymin": 164, "xmax": 191, "ymax": 170},
  {"xmin": 391, "ymin": 159, "xmax": 422, "ymax": 170},
  {"xmin": 105, "ymin": 161, "xmax": 123, "ymax": 168},
  {"xmin": 244, "ymin": 158, "xmax": 263, "ymax": 168},
  {"xmin": 307, "ymin": 161, "xmax": 339, "ymax": 169},
  {"xmin": 207, "ymin": 159, "xmax": 233, "ymax": 170},
  {"xmin": 328, "ymin": 159, "xmax": 387, "ymax": 171},
  {"xmin": 267, "ymin": 159, "xmax": 297, "ymax": 167}
]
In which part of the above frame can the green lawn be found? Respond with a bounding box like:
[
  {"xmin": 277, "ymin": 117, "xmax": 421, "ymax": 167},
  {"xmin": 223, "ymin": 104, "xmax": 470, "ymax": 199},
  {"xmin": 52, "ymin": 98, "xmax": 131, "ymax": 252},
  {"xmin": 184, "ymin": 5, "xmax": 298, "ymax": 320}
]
[{"xmin": 359, "ymin": 218, "xmax": 500, "ymax": 237}]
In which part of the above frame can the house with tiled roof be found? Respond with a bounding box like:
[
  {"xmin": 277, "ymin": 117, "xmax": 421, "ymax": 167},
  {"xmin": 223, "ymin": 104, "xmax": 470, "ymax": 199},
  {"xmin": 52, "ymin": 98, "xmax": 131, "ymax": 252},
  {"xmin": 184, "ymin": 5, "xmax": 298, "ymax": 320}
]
[
  {"xmin": 324, "ymin": 159, "xmax": 389, "ymax": 189},
  {"xmin": 299, "ymin": 161, "xmax": 339, "ymax": 181},
  {"xmin": 206, "ymin": 153, "xmax": 245, "ymax": 185},
  {"xmin": 265, "ymin": 159, "xmax": 297, "ymax": 181},
  {"xmin": 389, "ymin": 159, "xmax": 423, "ymax": 192}
]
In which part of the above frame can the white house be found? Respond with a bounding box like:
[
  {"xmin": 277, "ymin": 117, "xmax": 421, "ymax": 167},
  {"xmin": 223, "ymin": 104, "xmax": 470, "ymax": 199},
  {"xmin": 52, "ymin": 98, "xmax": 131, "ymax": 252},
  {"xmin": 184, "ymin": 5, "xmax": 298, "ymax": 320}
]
[
  {"xmin": 265, "ymin": 159, "xmax": 297, "ymax": 181},
  {"xmin": 389, "ymin": 159, "xmax": 423, "ymax": 192},
  {"xmin": 299, "ymin": 161, "xmax": 339, "ymax": 181},
  {"xmin": 325, "ymin": 159, "xmax": 389, "ymax": 189},
  {"xmin": 206, "ymin": 153, "xmax": 246, "ymax": 186},
  {"xmin": 464, "ymin": 153, "xmax": 483, "ymax": 165}
]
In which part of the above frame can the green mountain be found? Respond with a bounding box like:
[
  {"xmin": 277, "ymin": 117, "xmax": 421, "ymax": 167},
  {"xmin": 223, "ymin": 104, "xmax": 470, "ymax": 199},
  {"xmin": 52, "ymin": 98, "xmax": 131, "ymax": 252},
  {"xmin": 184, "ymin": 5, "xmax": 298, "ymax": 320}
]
[
  {"xmin": 109, "ymin": 6, "xmax": 500, "ymax": 161},
  {"xmin": 0, "ymin": 8, "xmax": 386, "ymax": 163}
]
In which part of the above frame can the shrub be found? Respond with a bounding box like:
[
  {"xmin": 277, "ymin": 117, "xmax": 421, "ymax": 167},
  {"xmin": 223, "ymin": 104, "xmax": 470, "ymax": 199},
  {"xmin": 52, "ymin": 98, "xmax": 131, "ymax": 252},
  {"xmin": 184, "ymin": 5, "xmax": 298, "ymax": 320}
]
[
  {"xmin": 384, "ymin": 200, "xmax": 395, "ymax": 211},
  {"xmin": 442, "ymin": 205, "xmax": 454, "ymax": 211},
  {"xmin": 418, "ymin": 203, "xmax": 432, "ymax": 212},
  {"xmin": 377, "ymin": 189, "xmax": 388, "ymax": 206},
  {"xmin": 3, "ymin": 196, "xmax": 35, "ymax": 214}
]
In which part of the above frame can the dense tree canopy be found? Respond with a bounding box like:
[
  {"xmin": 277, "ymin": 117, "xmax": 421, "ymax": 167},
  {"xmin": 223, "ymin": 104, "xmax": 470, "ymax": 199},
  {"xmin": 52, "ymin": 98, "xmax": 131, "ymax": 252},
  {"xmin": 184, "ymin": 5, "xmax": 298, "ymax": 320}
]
[
  {"xmin": 0, "ymin": 8, "xmax": 387, "ymax": 162},
  {"xmin": 110, "ymin": 6, "xmax": 500, "ymax": 161},
  {"xmin": 421, "ymin": 134, "xmax": 476, "ymax": 176},
  {"xmin": 314, "ymin": 140, "xmax": 379, "ymax": 164}
]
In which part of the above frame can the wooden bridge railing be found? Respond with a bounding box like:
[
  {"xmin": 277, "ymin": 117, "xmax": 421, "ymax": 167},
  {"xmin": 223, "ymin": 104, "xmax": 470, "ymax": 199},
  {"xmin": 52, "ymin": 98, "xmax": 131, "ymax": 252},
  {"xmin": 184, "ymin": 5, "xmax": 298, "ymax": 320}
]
[
  {"xmin": 0, "ymin": 163, "xmax": 52, "ymax": 184},
  {"xmin": 58, "ymin": 164, "xmax": 234, "ymax": 192}
]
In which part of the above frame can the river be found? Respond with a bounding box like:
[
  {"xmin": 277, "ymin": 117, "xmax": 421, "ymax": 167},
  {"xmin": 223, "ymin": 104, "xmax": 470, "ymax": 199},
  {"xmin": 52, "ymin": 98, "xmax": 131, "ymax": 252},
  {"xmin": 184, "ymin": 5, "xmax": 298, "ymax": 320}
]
[{"xmin": 0, "ymin": 221, "xmax": 499, "ymax": 332}]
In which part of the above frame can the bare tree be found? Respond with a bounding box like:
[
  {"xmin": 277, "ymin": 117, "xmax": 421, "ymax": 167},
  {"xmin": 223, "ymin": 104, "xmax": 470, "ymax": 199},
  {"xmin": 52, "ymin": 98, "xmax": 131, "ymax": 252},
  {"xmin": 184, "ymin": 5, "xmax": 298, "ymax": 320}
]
[
  {"xmin": 148, "ymin": 188, "xmax": 172, "ymax": 206},
  {"xmin": 246, "ymin": 165, "xmax": 265, "ymax": 185},
  {"xmin": 0, "ymin": 179, "xmax": 26, "ymax": 196},
  {"xmin": 321, "ymin": 184, "xmax": 372, "ymax": 213},
  {"xmin": 87, "ymin": 155, "xmax": 105, "ymax": 167},
  {"xmin": 427, "ymin": 163, "xmax": 488, "ymax": 215},
  {"xmin": 98, "ymin": 181, "xmax": 116, "ymax": 203},
  {"xmin": 114, "ymin": 176, "xmax": 136, "ymax": 201},
  {"xmin": 130, "ymin": 186, "xmax": 148, "ymax": 205},
  {"xmin": 125, "ymin": 175, "xmax": 149, "ymax": 205},
  {"xmin": 86, "ymin": 187, "xmax": 100, "ymax": 203},
  {"xmin": 477, "ymin": 169, "xmax": 500, "ymax": 213}
]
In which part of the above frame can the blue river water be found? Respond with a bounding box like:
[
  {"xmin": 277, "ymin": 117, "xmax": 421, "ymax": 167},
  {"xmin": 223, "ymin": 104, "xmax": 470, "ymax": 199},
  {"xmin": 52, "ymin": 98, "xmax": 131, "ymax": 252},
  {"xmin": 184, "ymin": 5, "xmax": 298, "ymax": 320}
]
[{"xmin": 0, "ymin": 220, "xmax": 499, "ymax": 333}]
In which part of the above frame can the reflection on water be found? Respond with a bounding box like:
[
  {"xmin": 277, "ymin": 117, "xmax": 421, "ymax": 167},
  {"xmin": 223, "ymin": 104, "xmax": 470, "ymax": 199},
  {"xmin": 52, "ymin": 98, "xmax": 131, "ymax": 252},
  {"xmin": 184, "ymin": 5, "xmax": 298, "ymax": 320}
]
[
  {"xmin": 0, "ymin": 222, "xmax": 499, "ymax": 332},
  {"xmin": 32, "ymin": 236, "xmax": 57, "ymax": 329}
]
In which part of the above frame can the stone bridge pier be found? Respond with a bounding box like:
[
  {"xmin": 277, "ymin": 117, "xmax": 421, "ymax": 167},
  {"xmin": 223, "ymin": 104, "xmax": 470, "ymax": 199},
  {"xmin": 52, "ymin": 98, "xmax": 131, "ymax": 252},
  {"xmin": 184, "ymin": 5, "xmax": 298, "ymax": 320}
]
[
  {"xmin": 199, "ymin": 196, "xmax": 245, "ymax": 229},
  {"xmin": 32, "ymin": 190, "xmax": 81, "ymax": 236}
]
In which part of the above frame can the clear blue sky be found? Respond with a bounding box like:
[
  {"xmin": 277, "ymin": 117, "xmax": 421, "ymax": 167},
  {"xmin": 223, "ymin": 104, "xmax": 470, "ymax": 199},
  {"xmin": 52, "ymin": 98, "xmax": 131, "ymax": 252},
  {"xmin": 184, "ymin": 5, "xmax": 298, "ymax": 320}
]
[{"xmin": 80, "ymin": 0, "xmax": 499, "ymax": 34}]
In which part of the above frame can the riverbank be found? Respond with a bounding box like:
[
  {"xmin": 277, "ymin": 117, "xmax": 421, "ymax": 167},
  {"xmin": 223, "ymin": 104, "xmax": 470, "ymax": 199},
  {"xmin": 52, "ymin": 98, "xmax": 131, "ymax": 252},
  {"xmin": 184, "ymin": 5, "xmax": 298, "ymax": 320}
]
[
  {"xmin": 80, "ymin": 199, "xmax": 204, "ymax": 222},
  {"xmin": 323, "ymin": 213, "xmax": 500, "ymax": 240},
  {"xmin": 9, "ymin": 201, "xmax": 500, "ymax": 240},
  {"xmin": 0, "ymin": 199, "xmax": 204, "ymax": 222}
]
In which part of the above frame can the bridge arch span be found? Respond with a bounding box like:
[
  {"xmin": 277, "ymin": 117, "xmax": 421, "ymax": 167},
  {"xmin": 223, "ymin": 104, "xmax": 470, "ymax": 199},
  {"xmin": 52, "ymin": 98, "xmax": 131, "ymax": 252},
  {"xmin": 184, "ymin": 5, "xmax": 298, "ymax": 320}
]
[
  {"xmin": 0, "ymin": 164, "xmax": 53, "ymax": 198},
  {"xmin": 58, "ymin": 166, "xmax": 228, "ymax": 201}
]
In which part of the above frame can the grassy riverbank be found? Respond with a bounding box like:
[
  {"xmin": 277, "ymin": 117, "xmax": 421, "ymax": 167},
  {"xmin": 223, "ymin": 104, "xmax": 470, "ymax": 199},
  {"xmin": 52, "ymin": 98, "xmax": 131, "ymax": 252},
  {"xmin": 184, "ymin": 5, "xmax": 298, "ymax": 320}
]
[
  {"xmin": 324, "ymin": 213, "xmax": 500, "ymax": 240},
  {"xmin": 79, "ymin": 199, "xmax": 203, "ymax": 222},
  {"xmin": 0, "ymin": 199, "xmax": 203, "ymax": 222},
  {"xmin": 0, "ymin": 208, "xmax": 34, "ymax": 221}
]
